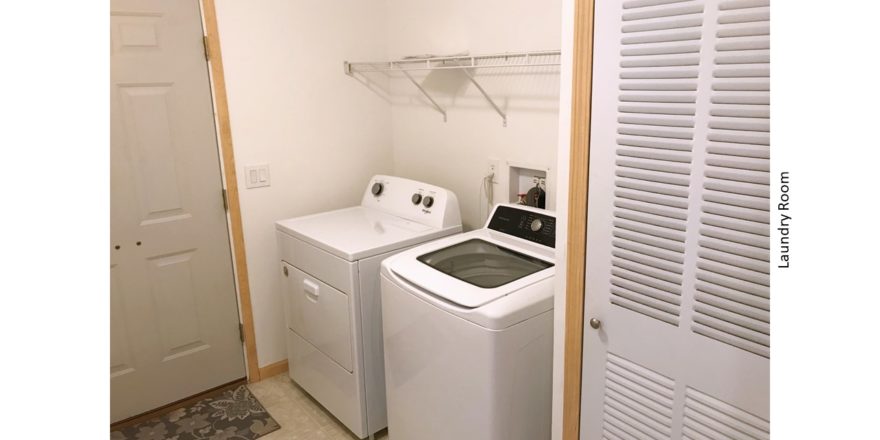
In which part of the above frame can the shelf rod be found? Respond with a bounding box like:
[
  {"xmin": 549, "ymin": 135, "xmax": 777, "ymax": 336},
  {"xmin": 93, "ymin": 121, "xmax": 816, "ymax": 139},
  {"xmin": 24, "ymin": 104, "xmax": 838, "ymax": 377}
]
[
  {"xmin": 345, "ymin": 50, "xmax": 561, "ymax": 74},
  {"xmin": 348, "ymin": 62, "xmax": 560, "ymax": 73},
  {"xmin": 401, "ymin": 69, "xmax": 447, "ymax": 122},
  {"xmin": 462, "ymin": 69, "xmax": 507, "ymax": 127}
]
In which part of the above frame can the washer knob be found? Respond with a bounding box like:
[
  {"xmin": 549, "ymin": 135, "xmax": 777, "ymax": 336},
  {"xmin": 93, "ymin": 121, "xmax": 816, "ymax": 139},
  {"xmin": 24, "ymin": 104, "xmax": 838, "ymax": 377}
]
[
  {"xmin": 411, "ymin": 193, "xmax": 423, "ymax": 205},
  {"xmin": 530, "ymin": 218, "xmax": 543, "ymax": 232},
  {"xmin": 371, "ymin": 182, "xmax": 384, "ymax": 196},
  {"xmin": 422, "ymin": 196, "xmax": 434, "ymax": 208}
]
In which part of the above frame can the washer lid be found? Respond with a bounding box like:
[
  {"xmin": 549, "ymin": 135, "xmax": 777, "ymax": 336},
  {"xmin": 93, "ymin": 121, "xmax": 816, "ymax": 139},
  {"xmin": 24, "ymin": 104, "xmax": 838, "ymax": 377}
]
[
  {"xmin": 416, "ymin": 239, "xmax": 553, "ymax": 289},
  {"xmin": 388, "ymin": 231, "xmax": 555, "ymax": 308},
  {"xmin": 276, "ymin": 206, "xmax": 459, "ymax": 261}
]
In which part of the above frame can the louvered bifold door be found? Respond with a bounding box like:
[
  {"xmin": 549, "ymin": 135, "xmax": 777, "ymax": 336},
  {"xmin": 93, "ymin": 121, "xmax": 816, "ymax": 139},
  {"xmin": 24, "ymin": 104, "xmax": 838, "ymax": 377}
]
[{"xmin": 580, "ymin": 0, "xmax": 770, "ymax": 439}]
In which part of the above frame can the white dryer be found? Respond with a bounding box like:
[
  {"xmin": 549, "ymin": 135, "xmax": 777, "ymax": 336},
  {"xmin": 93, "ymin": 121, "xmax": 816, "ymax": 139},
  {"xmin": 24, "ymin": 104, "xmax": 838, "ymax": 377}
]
[
  {"xmin": 275, "ymin": 175, "xmax": 461, "ymax": 439},
  {"xmin": 380, "ymin": 203, "xmax": 556, "ymax": 440}
]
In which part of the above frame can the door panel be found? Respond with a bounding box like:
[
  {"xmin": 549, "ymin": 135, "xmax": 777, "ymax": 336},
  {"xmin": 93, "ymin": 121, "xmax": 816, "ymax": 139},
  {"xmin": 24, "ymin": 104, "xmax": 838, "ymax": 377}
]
[
  {"xmin": 580, "ymin": 0, "xmax": 770, "ymax": 438},
  {"xmin": 110, "ymin": 264, "xmax": 135, "ymax": 379},
  {"xmin": 117, "ymin": 83, "xmax": 187, "ymax": 220},
  {"xmin": 110, "ymin": 0, "xmax": 245, "ymax": 422},
  {"xmin": 148, "ymin": 250, "xmax": 210, "ymax": 361}
]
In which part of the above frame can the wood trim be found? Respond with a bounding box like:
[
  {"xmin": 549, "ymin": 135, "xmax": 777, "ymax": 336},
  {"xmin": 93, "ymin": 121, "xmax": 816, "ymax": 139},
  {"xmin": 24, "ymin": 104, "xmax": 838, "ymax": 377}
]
[
  {"xmin": 111, "ymin": 377, "xmax": 246, "ymax": 431},
  {"xmin": 201, "ymin": 0, "xmax": 261, "ymax": 383},
  {"xmin": 258, "ymin": 359, "xmax": 289, "ymax": 380},
  {"xmin": 562, "ymin": 0, "xmax": 596, "ymax": 438}
]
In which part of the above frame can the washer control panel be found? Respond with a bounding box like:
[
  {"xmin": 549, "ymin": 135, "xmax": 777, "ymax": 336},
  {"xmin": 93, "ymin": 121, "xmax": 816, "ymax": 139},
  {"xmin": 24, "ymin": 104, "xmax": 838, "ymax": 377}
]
[{"xmin": 487, "ymin": 205, "xmax": 556, "ymax": 248}]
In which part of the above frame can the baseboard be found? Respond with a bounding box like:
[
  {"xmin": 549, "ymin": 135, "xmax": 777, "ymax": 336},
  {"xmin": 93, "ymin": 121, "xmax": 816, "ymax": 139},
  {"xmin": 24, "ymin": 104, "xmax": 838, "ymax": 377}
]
[{"xmin": 258, "ymin": 359, "xmax": 289, "ymax": 380}]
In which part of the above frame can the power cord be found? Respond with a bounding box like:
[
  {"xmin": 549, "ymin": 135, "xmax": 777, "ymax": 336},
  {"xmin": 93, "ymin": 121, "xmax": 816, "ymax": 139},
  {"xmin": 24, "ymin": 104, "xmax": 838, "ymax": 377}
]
[{"xmin": 478, "ymin": 172, "xmax": 495, "ymax": 224}]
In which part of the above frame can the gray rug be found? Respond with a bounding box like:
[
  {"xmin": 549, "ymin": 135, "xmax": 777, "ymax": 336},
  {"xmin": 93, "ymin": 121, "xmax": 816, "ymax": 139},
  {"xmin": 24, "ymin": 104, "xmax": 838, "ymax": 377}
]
[{"xmin": 111, "ymin": 385, "xmax": 280, "ymax": 440}]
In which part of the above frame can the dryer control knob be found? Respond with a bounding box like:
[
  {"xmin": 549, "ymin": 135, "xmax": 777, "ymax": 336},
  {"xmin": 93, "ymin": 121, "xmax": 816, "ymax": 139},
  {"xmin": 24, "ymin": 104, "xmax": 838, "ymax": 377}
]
[
  {"xmin": 422, "ymin": 196, "xmax": 434, "ymax": 208},
  {"xmin": 371, "ymin": 182, "xmax": 384, "ymax": 196},
  {"xmin": 530, "ymin": 218, "xmax": 543, "ymax": 232},
  {"xmin": 411, "ymin": 193, "xmax": 423, "ymax": 205}
]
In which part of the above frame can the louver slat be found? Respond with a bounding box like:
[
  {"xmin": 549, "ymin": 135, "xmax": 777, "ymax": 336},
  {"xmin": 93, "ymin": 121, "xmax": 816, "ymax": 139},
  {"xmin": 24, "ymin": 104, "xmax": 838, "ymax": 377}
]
[
  {"xmin": 623, "ymin": 4, "xmax": 704, "ymax": 20},
  {"xmin": 614, "ymin": 238, "xmax": 685, "ymax": 264},
  {"xmin": 604, "ymin": 409, "xmax": 660, "ymax": 440},
  {"xmin": 698, "ymin": 247, "xmax": 768, "ymax": 274},
  {"xmin": 603, "ymin": 427, "xmax": 632, "ymax": 440},
  {"xmin": 693, "ymin": 301, "xmax": 769, "ymax": 334},
  {"xmin": 620, "ymin": 116, "xmax": 696, "ymax": 128},
  {"xmin": 696, "ymin": 269, "xmax": 768, "ymax": 299},
  {"xmin": 615, "ymin": 209, "xmax": 688, "ymax": 232},
  {"xmin": 692, "ymin": 311, "xmax": 769, "ymax": 345},
  {"xmin": 693, "ymin": 0, "xmax": 770, "ymax": 357},
  {"xmin": 622, "ymin": 44, "xmax": 701, "ymax": 56},
  {"xmin": 683, "ymin": 388, "xmax": 770, "ymax": 439},
  {"xmin": 719, "ymin": 0, "xmax": 769, "ymax": 10},
  {"xmin": 602, "ymin": 354, "xmax": 676, "ymax": 440},
  {"xmin": 704, "ymin": 179, "xmax": 769, "ymax": 197},
  {"xmin": 606, "ymin": 380, "xmax": 675, "ymax": 418},
  {"xmin": 625, "ymin": 0, "xmax": 695, "ymax": 9},
  {"xmin": 696, "ymin": 281, "xmax": 769, "ymax": 313},
  {"xmin": 698, "ymin": 237, "xmax": 769, "ymax": 261},
  {"xmin": 682, "ymin": 426, "xmax": 716, "ymax": 440},
  {"xmin": 694, "ymin": 289, "xmax": 770, "ymax": 322},
  {"xmin": 616, "ymin": 136, "xmax": 694, "ymax": 152},
  {"xmin": 706, "ymin": 144, "xmax": 769, "ymax": 159},
  {"xmin": 701, "ymin": 214, "xmax": 769, "ymax": 237}
]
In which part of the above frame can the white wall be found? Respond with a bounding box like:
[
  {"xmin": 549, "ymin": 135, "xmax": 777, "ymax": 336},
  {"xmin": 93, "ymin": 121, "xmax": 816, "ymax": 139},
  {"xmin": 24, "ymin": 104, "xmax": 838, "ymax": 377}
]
[
  {"xmin": 385, "ymin": 0, "xmax": 563, "ymax": 230},
  {"xmin": 214, "ymin": 0, "xmax": 567, "ymax": 378},
  {"xmin": 214, "ymin": 0, "xmax": 392, "ymax": 368},
  {"xmin": 552, "ymin": 0, "xmax": 575, "ymax": 438}
]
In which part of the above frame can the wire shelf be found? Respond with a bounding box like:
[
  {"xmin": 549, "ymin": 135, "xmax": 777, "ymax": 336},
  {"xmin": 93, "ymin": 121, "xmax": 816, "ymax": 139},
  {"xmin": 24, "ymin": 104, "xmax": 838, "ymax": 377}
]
[{"xmin": 343, "ymin": 50, "xmax": 561, "ymax": 126}]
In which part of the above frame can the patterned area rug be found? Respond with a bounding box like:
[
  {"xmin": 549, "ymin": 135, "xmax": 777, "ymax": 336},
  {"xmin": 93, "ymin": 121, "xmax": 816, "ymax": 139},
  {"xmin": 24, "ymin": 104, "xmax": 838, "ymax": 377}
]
[{"xmin": 111, "ymin": 385, "xmax": 280, "ymax": 440}]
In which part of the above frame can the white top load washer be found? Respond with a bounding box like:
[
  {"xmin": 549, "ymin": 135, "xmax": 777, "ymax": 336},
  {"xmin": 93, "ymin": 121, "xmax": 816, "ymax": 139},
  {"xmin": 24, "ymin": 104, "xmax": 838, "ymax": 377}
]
[
  {"xmin": 380, "ymin": 203, "xmax": 556, "ymax": 440},
  {"xmin": 275, "ymin": 175, "xmax": 461, "ymax": 439}
]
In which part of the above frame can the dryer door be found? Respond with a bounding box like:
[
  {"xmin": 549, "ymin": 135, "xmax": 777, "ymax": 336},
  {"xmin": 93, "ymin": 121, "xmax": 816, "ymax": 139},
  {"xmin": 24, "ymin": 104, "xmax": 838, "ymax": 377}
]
[{"xmin": 284, "ymin": 264, "xmax": 353, "ymax": 372}]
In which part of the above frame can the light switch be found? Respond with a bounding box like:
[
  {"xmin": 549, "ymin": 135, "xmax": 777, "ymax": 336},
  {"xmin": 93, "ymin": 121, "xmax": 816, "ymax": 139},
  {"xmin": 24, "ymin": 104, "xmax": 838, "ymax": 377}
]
[{"xmin": 244, "ymin": 164, "xmax": 270, "ymax": 189}]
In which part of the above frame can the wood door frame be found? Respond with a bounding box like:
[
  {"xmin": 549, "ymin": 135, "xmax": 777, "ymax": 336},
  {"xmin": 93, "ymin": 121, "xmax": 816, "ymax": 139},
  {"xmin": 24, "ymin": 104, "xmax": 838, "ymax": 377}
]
[
  {"xmin": 562, "ymin": 0, "xmax": 595, "ymax": 437},
  {"xmin": 200, "ymin": 0, "xmax": 261, "ymax": 383}
]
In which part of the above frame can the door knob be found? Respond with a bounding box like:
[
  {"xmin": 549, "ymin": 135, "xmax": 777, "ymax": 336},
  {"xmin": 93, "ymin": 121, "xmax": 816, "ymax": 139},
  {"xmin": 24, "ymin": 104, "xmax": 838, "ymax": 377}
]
[{"xmin": 589, "ymin": 318, "xmax": 601, "ymax": 329}]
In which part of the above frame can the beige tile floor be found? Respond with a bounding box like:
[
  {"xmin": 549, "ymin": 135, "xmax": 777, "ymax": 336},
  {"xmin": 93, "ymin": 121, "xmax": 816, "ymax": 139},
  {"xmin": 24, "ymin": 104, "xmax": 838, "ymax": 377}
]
[{"xmin": 249, "ymin": 372, "xmax": 389, "ymax": 440}]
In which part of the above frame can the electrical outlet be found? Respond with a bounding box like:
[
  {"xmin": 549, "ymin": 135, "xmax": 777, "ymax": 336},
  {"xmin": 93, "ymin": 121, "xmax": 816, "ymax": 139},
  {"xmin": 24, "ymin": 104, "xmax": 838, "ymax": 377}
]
[{"xmin": 487, "ymin": 159, "xmax": 500, "ymax": 183}]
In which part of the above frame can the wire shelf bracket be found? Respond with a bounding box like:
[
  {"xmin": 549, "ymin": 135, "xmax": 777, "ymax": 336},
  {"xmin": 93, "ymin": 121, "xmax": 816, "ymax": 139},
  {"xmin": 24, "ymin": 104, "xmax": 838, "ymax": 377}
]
[
  {"xmin": 344, "ymin": 50, "xmax": 560, "ymax": 126},
  {"xmin": 462, "ymin": 68, "xmax": 506, "ymax": 127},
  {"xmin": 402, "ymin": 70, "xmax": 447, "ymax": 122}
]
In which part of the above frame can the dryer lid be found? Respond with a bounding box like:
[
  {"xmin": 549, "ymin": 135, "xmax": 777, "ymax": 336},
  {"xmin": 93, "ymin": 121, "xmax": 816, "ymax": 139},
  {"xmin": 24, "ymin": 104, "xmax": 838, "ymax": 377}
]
[{"xmin": 276, "ymin": 206, "xmax": 459, "ymax": 261}]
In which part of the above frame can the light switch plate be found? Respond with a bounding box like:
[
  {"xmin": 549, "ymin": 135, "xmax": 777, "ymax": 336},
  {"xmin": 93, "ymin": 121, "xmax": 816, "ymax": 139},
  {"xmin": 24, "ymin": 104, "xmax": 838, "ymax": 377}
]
[{"xmin": 244, "ymin": 164, "xmax": 270, "ymax": 189}]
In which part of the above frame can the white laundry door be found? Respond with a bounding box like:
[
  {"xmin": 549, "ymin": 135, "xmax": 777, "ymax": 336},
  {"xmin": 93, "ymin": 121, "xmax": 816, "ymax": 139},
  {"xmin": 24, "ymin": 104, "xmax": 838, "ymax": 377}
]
[
  {"xmin": 580, "ymin": 0, "xmax": 770, "ymax": 438},
  {"xmin": 110, "ymin": 0, "xmax": 246, "ymax": 422}
]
